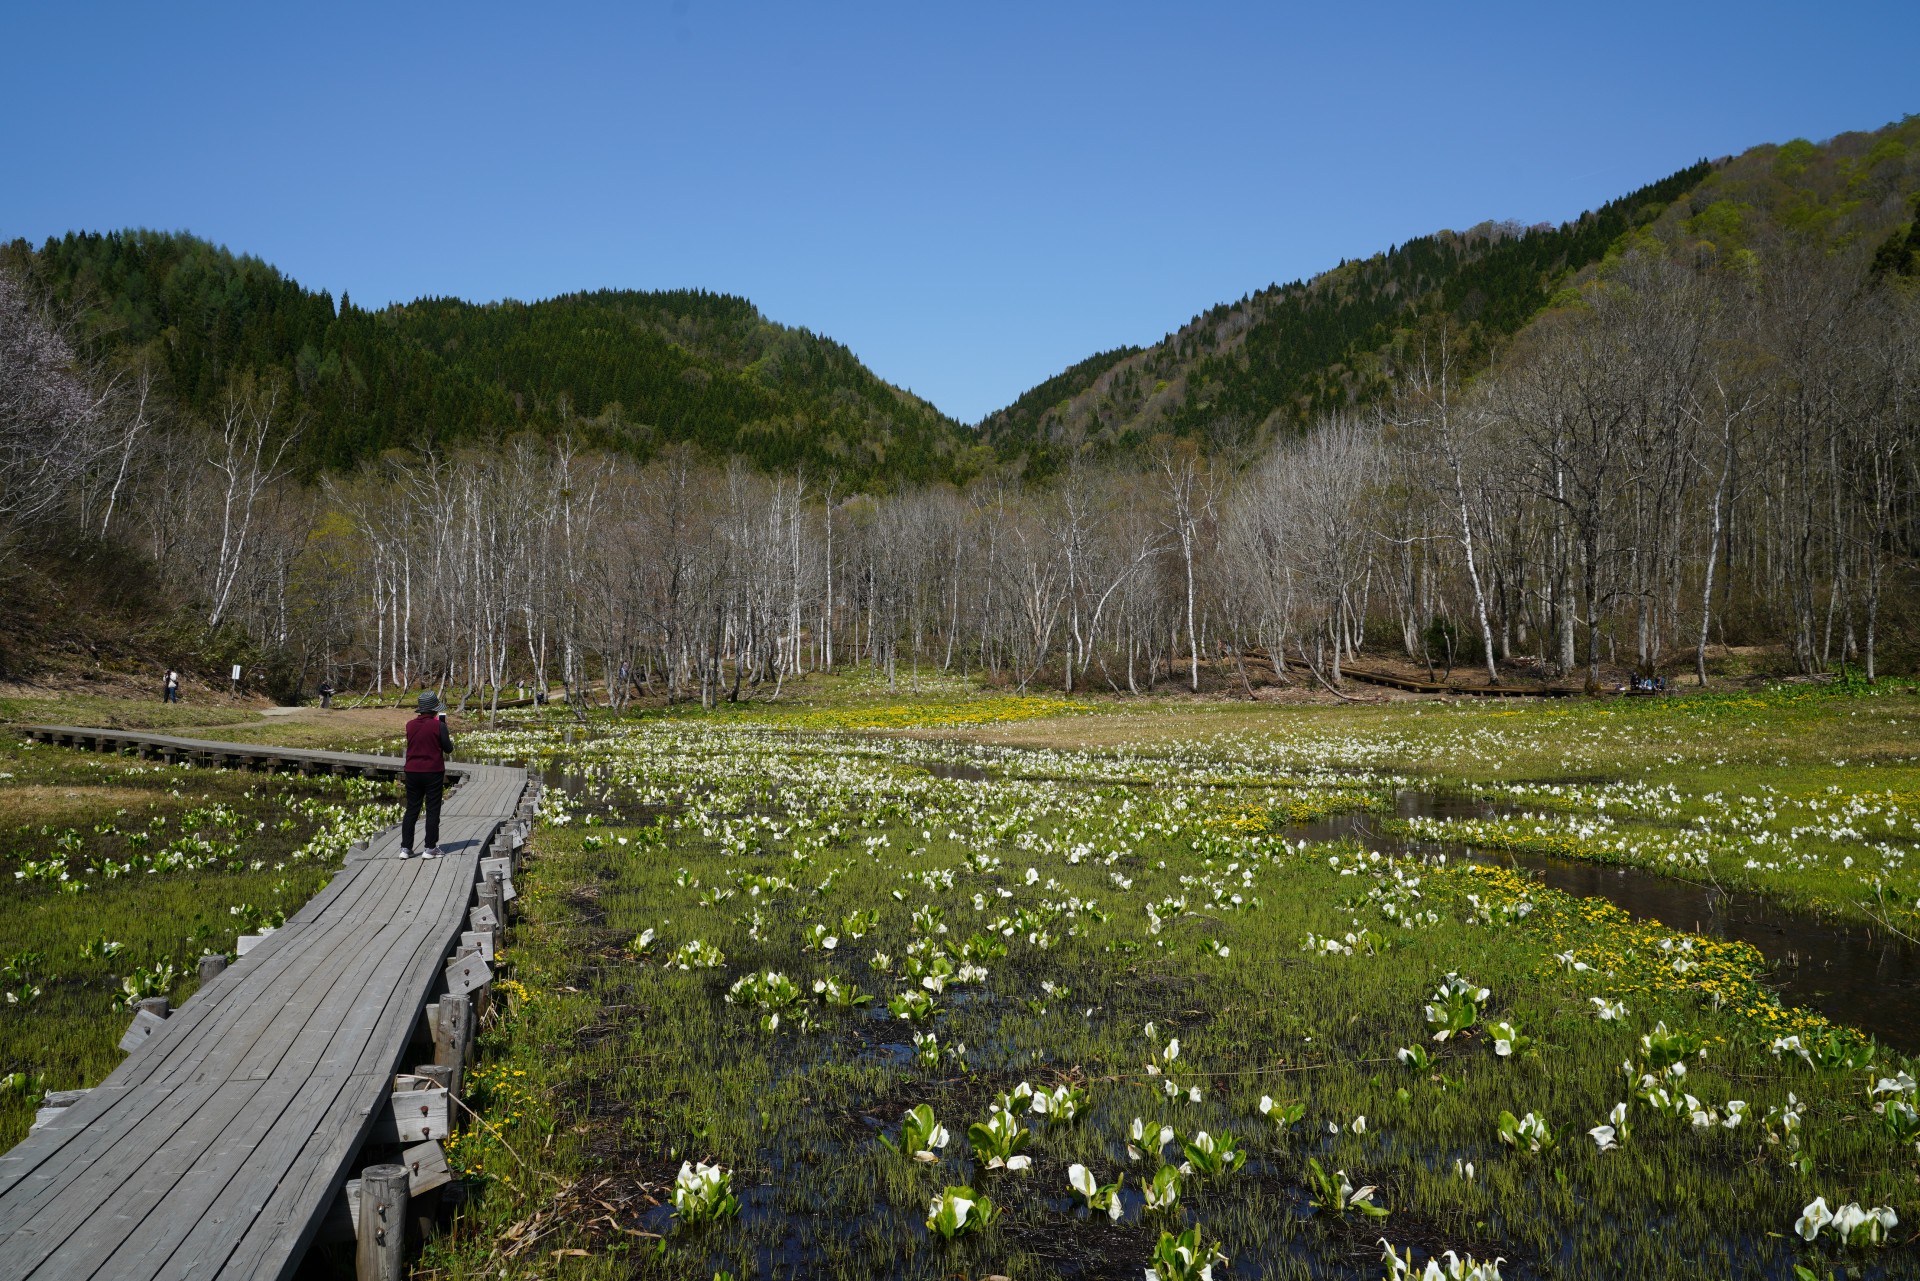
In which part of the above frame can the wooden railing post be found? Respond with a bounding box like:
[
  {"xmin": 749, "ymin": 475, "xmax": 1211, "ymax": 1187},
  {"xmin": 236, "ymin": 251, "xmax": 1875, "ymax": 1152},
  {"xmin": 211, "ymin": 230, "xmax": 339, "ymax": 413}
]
[
  {"xmin": 355, "ymin": 1163, "xmax": 409, "ymax": 1281},
  {"xmin": 433, "ymin": 993, "xmax": 469, "ymax": 1095},
  {"xmin": 477, "ymin": 877, "xmax": 504, "ymax": 935}
]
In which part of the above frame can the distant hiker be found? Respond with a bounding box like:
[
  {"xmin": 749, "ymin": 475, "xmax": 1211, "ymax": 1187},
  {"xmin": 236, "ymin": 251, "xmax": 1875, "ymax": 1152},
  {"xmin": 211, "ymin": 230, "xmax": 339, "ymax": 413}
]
[
  {"xmin": 163, "ymin": 670, "xmax": 180, "ymax": 704},
  {"xmin": 317, "ymin": 678, "xmax": 335, "ymax": 709},
  {"xmin": 401, "ymin": 693, "xmax": 453, "ymax": 858}
]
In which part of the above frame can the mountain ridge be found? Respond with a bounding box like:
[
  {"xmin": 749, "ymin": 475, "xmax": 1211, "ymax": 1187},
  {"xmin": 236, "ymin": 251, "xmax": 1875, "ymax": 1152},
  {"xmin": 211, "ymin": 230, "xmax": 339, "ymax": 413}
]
[
  {"xmin": 11, "ymin": 117, "xmax": 1918, "ymax": 489},
  {"xmin": 976, "ymin": 160, "xmax": 1717, "ymax": 465},
  {"xmin": 982, "ymin": 116, "xmax": 1920, "ymax": 468},
  {"xmin": 1, "ymin": 231, "xmax": 984, "ymax": 486}
]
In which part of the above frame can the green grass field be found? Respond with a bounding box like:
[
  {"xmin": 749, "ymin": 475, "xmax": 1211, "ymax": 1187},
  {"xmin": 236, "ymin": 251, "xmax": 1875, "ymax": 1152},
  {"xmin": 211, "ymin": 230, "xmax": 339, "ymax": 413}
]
[
  {"xmin": 5, "ymin": 677, "xmax": 1918, "ymax": 1277},
  {"xmin": 413, "ymin": 681, "xmax": 1920, "ymax": 1281}
]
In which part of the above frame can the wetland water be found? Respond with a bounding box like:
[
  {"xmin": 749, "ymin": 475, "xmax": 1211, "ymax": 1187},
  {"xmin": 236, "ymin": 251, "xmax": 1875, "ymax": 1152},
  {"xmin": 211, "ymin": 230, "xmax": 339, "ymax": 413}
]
[
  {"xmin": 536, "ymin": 746, "xmax": 1920, "ymax": 1052},
  {"xmin": 1298, "ymin": 791, "xmax": 1920, "ymax": 1052}
]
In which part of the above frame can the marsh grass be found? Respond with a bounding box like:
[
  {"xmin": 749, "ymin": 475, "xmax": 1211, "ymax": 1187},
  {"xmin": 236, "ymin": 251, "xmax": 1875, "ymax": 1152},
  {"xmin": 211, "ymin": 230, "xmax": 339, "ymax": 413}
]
[
  {"xmin": 426, "ymin": 706, "xmax": 1920, "ymax": 1280},
  {"xmin": 0, "ymin": 693, "xmax": 260, "ymax": 732},
  {"xmin": 923, "ymin": 682, "xmax": 1920, "ymax": 929}
]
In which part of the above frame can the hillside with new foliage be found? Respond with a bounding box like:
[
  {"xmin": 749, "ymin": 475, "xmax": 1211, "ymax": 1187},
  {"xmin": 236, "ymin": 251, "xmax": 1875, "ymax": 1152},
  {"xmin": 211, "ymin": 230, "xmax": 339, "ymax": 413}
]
[
  {"xmin": 1626, "ymin": 119, "xmax": 1920, "ymax": 272},
  {"xmin": 984, "ymin": 118, "xmax": 1920, "ymax": 471},
  {"xmin": 977, "ymin": 160, "xmax": 1716, "ymax": 464}
]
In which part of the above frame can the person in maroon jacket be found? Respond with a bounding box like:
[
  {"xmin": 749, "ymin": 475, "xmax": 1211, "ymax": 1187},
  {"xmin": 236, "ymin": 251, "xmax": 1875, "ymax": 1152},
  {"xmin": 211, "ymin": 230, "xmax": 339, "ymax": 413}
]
[{"xmin": 401, "ymin": 692, "xmax": 454, "ymax": 858}]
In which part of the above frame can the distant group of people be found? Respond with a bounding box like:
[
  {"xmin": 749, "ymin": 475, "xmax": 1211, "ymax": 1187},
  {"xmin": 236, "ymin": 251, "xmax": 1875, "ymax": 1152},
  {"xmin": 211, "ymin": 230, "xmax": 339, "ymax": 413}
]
[
  {"xmin": 1618, "ymin": 674, "xmax": 1669, "ymax": 694},
  {"xmin": 159, "ymin": 670, "xmax": 344, "ymax": 706},
  {"xmin": 152, "ymin": 665, "xmax": 450, "ymax": 858}
]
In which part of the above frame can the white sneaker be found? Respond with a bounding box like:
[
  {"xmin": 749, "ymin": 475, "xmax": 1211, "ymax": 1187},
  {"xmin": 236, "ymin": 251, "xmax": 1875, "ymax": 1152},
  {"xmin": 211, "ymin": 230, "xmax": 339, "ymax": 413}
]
[
  {"xmin": 397, "ymin": 847, "xmax": 416, "ymax": 859},
  {"xmin": 423, "ymin": 846, "xmax": 444, "ymax": 859}
]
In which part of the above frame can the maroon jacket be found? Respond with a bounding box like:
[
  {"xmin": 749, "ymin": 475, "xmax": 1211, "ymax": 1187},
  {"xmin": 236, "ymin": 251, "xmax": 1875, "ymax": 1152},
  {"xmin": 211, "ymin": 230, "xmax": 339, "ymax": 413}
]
[{"xmin": 404, "ymin": 714, "xmax": 453, "ymax": 773}]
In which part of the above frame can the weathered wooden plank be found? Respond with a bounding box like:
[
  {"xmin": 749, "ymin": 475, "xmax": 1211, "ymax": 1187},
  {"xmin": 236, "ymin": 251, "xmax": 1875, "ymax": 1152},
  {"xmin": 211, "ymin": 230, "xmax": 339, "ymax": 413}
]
[
  {"xmin": 230, "ymin": 865, "xmax": 438, "ymax": 1082},
  {"xmin": 0, "ymin": 858, "xmax": 395, "ymax": 1209},
  {"xmin": 0, "ymin": 730, "xmax": 525, "ymax": 1280},
  {"xmin": 106, "ymin": 935, "xmax": 429, "ymax": 1276},
  {"xmin": 400, "ymin": 1139, "xmax": 452, "ymax": 1196},
  {"xmin": 81, "ymin": 865, "xmax": 453, "ymax": 1276},
  {"xmin": 210, "ymin": 858, "xmax": 483, "ymax": 1277},
  {"xmin": 373, "ymin": 1089, "xmax": 449, "ymax": 1144},
  {"xmin": 168, "ymin": 856, "xmax": 480, "ymax": 1275},
  {"xmin": 118, "ymin": 1008, "xmax": 169, "ymax": 1054},
  {"xmin": 0, "ymin": 863, "xmax": 411, "ymax": 1263},
  {"xmin": 443, "ymin": 951, "xmax": 492, "ymax": 999},
  {"xmin": 0, "ymin": 1079, "xmax": 265, "ymax": 1277},
  {"xmin": 11, "ymin": 845, "xmax": 399, "ymax": 1136},
  {"xmin": 0, "ymin": 839, "xmax": 412, "ymax": 1194}
]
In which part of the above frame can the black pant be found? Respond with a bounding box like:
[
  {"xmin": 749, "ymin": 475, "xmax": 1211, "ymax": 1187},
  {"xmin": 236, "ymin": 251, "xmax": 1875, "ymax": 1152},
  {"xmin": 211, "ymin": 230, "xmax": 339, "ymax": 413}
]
[{"xmin": 402, "ymin": 770, "xmax": 444, "ymax": 851}]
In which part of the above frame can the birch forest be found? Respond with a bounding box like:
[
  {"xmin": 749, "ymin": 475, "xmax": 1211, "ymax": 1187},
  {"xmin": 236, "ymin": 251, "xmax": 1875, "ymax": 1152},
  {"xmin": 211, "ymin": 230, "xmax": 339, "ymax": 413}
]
[{"xmin": 4, "ymin": 236, "xmax": 1916, "ymax": 709}]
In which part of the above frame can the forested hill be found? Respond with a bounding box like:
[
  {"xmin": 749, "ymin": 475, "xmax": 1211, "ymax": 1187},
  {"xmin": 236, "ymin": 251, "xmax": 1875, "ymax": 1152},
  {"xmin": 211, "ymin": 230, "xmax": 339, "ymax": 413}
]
[
  {"xmin": 978, "ymin": 158, "xmax": 1716, "ymax": 465},
  {"xmin": 985, "ymin": 118, "xmax": 1920, "ymax": 468},
  {"xmin": 11, "ymin": 121, "xmax": 1917, "ymax": 494},
  {"xmin": 0, "ymin": 232, "xmax": 983, "ymax": 485}
]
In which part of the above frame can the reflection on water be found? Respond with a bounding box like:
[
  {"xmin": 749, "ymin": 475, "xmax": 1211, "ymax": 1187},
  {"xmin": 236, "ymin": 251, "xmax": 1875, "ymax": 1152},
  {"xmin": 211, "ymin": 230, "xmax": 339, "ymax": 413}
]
[
  {"xmin": 923, "ymin": 762, "xmax": 990, "ymax": 782},
  {"xmin": 1295, "ymin": 791, "xmax": 1920, "ymax": 1052},
  {"xmin": 534, "ymin": 761, "xmax": 663, "ymax": 824}
]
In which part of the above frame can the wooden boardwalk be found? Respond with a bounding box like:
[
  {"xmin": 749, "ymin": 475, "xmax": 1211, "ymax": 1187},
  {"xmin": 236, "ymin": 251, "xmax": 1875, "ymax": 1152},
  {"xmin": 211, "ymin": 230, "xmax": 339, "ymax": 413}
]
[{"xmin": 0, "ymin": 727, "xmax": 533, "ymax": 1280}]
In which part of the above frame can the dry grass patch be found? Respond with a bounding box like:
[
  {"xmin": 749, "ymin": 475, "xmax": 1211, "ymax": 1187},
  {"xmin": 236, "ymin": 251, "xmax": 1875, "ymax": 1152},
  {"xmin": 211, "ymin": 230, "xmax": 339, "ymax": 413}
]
[
  {"xmin": 0, "ymin": 784, "xmax": 160, "ymax": 823},
  {"xmin": 180, "ymin": 707, "xmax": 413, "ymax": 753}
]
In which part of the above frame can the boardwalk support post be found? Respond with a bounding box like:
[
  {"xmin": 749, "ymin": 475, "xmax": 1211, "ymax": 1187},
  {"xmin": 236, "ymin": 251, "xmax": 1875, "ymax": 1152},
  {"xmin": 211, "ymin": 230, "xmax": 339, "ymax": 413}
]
[
  {"xmin": 198, "ymin": 954, "xmax": 228, "ymax": 984},
  {"xmin": 434, "ymin": 993, "xmax": 471, "ymax": 1093},
  {"xmin": 476, "ymin": 880, "xmax": 505, "ymax": 938},
  {"xmin": 118, "ymin": 998, "xmax": 170, "ymax": 1052},
  {"xmin": 355, "ymin": 1163, "xmax": 409, "ymax": 1281},
  {"xmin": 413, "ymin": 1064, "xmax": 454, "ymax": 1096}
]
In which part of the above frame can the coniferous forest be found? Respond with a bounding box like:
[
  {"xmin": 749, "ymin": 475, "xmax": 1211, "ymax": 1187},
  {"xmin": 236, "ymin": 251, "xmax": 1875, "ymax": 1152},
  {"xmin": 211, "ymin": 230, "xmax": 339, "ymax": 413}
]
[{"xmin": 2, "ymin": 233, "xmax": 978, "ymax": 485}]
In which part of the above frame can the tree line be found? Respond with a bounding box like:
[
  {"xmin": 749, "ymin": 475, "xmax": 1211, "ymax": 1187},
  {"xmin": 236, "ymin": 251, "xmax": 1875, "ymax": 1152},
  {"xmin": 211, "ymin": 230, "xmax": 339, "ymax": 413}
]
[{"xmin": 6, "ymin": 234, "xmax": 1914, "ymax": 707}]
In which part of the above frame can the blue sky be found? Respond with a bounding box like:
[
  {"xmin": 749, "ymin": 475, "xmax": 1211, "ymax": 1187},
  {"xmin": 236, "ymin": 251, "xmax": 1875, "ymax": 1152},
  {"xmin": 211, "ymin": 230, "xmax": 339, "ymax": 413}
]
[{"xmin": 4, "ymin": 2, "xmax": 1916, "ymax": 422}]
